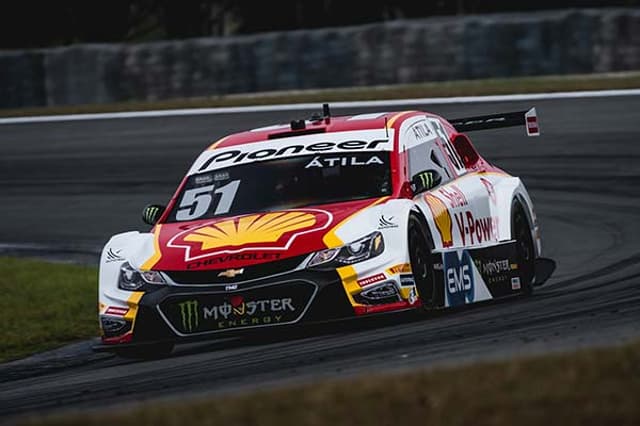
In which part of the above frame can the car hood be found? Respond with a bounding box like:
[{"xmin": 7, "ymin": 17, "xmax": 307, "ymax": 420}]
[{"xmin": 141, "ymin": 197, "xmax": 387, "ymax": 271}]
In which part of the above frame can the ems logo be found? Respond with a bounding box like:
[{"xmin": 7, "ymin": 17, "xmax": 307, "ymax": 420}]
[
  {"xmin": 168, "ymin": 209, "xmax": 332, "ymax": 261},
  {"xmin": 443, "ymin": 250, "xmax": 475, "ymax": 307}
]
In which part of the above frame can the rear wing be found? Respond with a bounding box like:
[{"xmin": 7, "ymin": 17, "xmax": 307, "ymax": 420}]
[{"xmin": 448, "ymin": 107, "xmax": 540, "ymax": 136}]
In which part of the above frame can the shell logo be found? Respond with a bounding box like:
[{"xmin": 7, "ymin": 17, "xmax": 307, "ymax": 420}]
[
  {"xmin": 185, "ymin": 211, "xmax": 316, "ymax": 249},
  {"xmin": 169, "ymin": 209, "xmax": 332, "ymax": 261},
  {"xmin": 423, "ymin": 193, "xmax": 453, "ymax": 248}
]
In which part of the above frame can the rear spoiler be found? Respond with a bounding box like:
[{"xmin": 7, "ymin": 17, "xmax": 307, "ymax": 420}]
[{"xmin": 448, "ymin": 107, "xmax": 540, "ymax": 136}]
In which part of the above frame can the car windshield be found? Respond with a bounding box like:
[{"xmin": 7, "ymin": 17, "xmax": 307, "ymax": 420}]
[{"xmin": 166, "ymin": 152, "xmax": 392, "ymax": 222}]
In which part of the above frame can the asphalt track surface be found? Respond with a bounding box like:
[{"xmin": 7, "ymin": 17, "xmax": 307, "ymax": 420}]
[{"xmin": 1, "ymin": 95, "xmax": 640, "ymax": 420}]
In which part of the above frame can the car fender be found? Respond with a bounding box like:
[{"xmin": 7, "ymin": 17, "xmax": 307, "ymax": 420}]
[
  {"xmin": 507, "ymin": 181, "xmax": 542, "ymax": 258},
  {"xmin": 481, "ymin": 174, "xmax": 541, "ymax": 258},
  {"xmin": 326, "ymin": 198, "xmax": 415, "ymax": 279},
  {"xmin": 98, "ymin": 231, "xmax": 154, "ymax": 315},
  {"xmin": 324, "ymin": 198, "xmax": 420, "ymax": 307}
]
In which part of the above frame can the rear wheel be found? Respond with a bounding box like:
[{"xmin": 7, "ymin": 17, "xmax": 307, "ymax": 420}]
[
  {"xmin": 114, "ymin": 342, "xmax": 174, "ymax": 359},
  {"xmin": 408, "ymin": 215, "xmax": 437, "ymax": 308},
  {"xmin": 511, "ymin": 201, "xmax": 535, "ymax": 294}
]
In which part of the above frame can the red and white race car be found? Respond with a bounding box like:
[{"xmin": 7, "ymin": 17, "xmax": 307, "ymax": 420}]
[{"xmin": 98, "ymin": 105, "xmax": 555, "ymax": 357}]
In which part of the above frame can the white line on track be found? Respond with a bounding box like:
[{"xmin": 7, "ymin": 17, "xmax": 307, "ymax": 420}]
[{"xmin": 2, "ymin": 88, "xmax": 639, "ymax": 125}]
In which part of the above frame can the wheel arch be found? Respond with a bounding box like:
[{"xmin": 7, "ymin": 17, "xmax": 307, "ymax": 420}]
[
  {"xmin": 407, "ymin": 206, "xmax": 441, "ymax": 307},
  {"xmin": 408, "ymin": 205, "xmax": 435, "ymax": 250},
  {"xmin": 99, "ymin": 231, "xmax": 149, "ymax": 298},
  {"xmin": 510, "ymin": 189, "xmax": 541, "ymax": 259}
]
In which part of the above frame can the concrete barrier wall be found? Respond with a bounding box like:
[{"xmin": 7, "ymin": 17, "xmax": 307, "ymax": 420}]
[{"xmin": 1, "ymin": 8, "xmax": 639, "ymax": 108}]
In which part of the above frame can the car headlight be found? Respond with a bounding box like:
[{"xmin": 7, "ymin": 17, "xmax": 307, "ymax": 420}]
[
  {"xmin": 308, "ymin": 232, "xmax": 384, "ymax": 269},
  {"xmin": 118, "ymin": 262, "xmax": 166, "ymax": 291}
]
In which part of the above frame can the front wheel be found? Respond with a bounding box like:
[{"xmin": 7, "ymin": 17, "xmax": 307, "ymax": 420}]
[{"xmin": 408, "ymin": 215, "xmax": 437, "ymax": 308}]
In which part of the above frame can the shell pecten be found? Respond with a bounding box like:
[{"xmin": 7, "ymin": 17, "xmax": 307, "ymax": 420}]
[{"xmin": 183, "ymin": 211, "xmax": 317, "ymax": 251}]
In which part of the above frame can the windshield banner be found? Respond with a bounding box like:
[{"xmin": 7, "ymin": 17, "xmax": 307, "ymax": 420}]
[{"xmin": 189, "ymin": 129, "xmax": 394, "ymax": 174}]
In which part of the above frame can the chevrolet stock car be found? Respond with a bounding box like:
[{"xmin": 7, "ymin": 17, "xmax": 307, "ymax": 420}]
[{"xmin": 98, "ymin": 105, "xmax": 555, "ymax": 357}]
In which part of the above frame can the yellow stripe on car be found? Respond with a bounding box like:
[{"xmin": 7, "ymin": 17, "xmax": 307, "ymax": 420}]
[
  {"xmin": 207, "ymin": 135, "xmax": 230, "ymax": 150},
  {"xmin": 124, "ymin": 291, "xmax": 145, "ymax": 332},
  {"xmin": 337, "ymin": 266, "xmax": 362, "ymax": 306},
  {"xmin": 322, "ymin": 196, "xmax": 389, "ymax": 248},
  {"xmin": 386, "ymin": 111, "xmax": 417, "ymax": 129},
  {"xmin": 140, "ymin": 224, "xmax": 163, "ymax": 271},
  {"xmin": 322, "ymin": 196, "xmax": 389, "ymax": 308},
  {"xmin": 386, "ymin": 263, "xmax": 412, "ymax": 275}
]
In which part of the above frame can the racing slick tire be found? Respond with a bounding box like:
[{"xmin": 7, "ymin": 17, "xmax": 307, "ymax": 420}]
[
  {"xmin": 511, "ymin": 201, "xmax": 535, "ymax": 295},
  {"xmin": 408, "ymin": 214, "xmax": 438, "ymax": 308},
  {"xmin": 114, "ymin": 342, "xmax": 175, "ymax": 359}
]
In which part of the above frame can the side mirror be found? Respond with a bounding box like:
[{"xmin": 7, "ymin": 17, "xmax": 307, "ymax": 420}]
[
  {"xmin": 142, "ymin": 204, "xmax": 166, "ymax": 225},
  {"xmin": 411, "ymin": 170, "xmax": 442, "ymax": 195}
]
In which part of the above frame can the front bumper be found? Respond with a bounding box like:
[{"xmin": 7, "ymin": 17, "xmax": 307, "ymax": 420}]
[
  {"xmin": 101, "ymin": 269, "xmax": 353, "ymax": 345},
  {"xmin": 100, "ymin": 263, "xmax": 420, "ymax": 346}
]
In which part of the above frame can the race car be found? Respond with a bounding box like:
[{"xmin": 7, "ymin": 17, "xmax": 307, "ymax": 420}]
[{"xmin": 97, "ymin": 104, "xmax": 555, "ymax": 357}]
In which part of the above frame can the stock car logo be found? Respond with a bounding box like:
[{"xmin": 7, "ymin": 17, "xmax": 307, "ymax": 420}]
[
  {"xmin": 169, "ymin": 209, "xmax": 331, "ymax": 261},
  {"xmin": 105, "ymin": 248, "xmax": 124, "ymax": 263},
  {"xmin": 423, "ymin": 194, "xmax": 453, "ymax": 248}
]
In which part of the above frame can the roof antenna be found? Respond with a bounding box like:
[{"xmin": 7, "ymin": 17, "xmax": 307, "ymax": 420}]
[
  {"xmin": 322, "ymin": 103, "xmax": 331, "ymax": 124},
  {"xmin": 385, "ymin": 116, "xmax": 389, "ymax": 138},
  {"xmin": 322, "ymin": 103, "xmax": 331, "ymax": 118}
]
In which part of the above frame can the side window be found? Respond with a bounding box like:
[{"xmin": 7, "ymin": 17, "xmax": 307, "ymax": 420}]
[
  {"xmin": 427, "ymin": 118, "xmax": 466, "ymax": 176},
  {"xmin": 405, "ymin": 120, "xmax": 453, "ymax": 187}
]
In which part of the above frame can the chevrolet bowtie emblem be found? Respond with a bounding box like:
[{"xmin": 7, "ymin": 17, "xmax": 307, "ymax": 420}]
[{"xmin": 217, "ymin": 268, "xmax": 244, "ymax": 278}]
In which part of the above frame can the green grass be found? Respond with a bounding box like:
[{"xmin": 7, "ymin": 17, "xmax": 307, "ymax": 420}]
[
  {"xmin": 17, "ymin": 341, "xmax": 640, "ymax": 426},
  {"xmin": 0, "ymin": 257, "xmax": 98, "ymax": 362},
  {"xmin": 2, "ymin": 71, "xmax": 640, "ymax": 118}
]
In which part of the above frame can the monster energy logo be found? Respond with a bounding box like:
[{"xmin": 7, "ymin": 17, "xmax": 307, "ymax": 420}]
[
  {"xmin": 178, "ymin": 300, "xmax": 199, "ymax": 332},
  {"xmin": 417, "ymin": 171, "xmax": 435, "ymax": 189},
  {"xmin": 143, "ymin": 206, "xmax": 161, "ymax": 224}
]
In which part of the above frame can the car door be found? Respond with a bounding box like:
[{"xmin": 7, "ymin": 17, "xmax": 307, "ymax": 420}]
[{"xmin": 404, "ymin": 116, "xmax": 498, "ymax": 251}]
